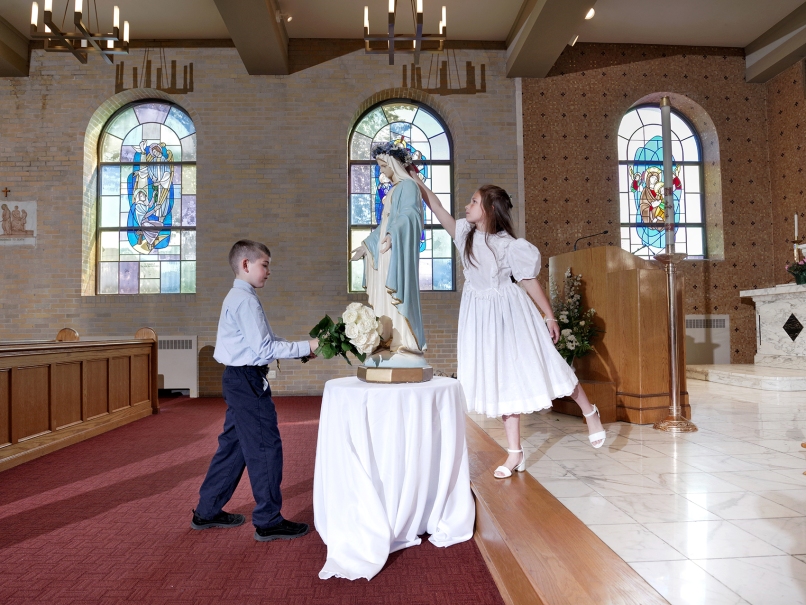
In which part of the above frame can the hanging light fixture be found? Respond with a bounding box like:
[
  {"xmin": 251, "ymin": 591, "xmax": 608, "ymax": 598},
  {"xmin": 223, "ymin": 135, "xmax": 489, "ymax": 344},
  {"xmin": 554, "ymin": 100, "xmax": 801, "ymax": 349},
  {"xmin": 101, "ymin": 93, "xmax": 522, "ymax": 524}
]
[
  {"xmin": 363, "ymin": 0, "xmax": 446, "ymax": 65},
  {"xmin": 30, "ymin": 0, "xmax": 129, "ymax": 65}
]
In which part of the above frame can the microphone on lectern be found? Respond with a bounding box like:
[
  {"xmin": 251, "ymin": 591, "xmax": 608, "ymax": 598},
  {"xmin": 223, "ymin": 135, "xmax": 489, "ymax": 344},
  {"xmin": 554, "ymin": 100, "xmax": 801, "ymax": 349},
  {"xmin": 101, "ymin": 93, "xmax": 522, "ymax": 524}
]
[{"xmin": 573, "ymin": 230, "xmax": 609, "ymax": 251}]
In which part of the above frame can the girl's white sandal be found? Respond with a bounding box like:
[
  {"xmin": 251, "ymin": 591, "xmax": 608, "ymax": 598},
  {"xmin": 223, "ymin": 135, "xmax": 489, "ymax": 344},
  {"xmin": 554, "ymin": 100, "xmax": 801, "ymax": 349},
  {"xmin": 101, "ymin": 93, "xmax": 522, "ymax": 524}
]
[
  {"xmin": 493, "ymin": 446, "xmax": 526, "ymax": 479},
  {"xmin": 583, "ymin": 405, "xmax": 607, "ymax": 449}
]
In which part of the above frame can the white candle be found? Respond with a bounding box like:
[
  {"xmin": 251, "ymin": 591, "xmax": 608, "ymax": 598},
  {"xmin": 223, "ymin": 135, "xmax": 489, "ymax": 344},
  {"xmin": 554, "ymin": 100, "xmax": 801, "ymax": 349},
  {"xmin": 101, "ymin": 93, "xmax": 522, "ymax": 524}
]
[
  {"xmin": 364, "ymin": 6, "xmax": 369, "ymax": 29},
  {"xmin": 123, "ymin": 21, "xmax": 129, "ymax": 43},
  {"xmin": 796, "ymin": 213, "xmax": 799, "ymax": 240},
  {"xmin": 31, "ymin": 2, "xmax": 38, "ymax": 27},
  {"xmin": 417, "ymin": 0, "xmax": 423, "ymax": 14},
  {"xmin": 45, "ymin": 0, "xmax": 51, "ymax": 11},
  {"xmin": 442, "ymin": 6, "xmax": 447, "ymax": 28},
  {"xmin": 75, "ymin": 0, "xmax": 82, "ymax": 14},
  {"xmin": 388, "ymin": 0, "xmax": 394, "ymax": 14},
  {"xmin": 113, "ymin": 6, "xmax": 119, "ymax": 29}
]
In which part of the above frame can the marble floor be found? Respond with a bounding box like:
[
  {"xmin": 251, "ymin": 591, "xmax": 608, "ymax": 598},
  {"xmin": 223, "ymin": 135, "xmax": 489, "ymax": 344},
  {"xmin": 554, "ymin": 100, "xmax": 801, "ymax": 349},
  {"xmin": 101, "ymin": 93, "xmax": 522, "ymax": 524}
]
[{"xmin": 467, "ymin": 378, "xmax": 806, "ymax": 605}]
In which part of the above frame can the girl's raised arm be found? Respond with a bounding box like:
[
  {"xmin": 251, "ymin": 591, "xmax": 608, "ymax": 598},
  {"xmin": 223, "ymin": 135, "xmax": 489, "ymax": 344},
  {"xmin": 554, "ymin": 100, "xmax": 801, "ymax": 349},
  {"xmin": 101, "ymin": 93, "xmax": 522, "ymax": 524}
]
[{"xmin": 413, "ymin": 178, "xmax": 456, "ymax": 239}]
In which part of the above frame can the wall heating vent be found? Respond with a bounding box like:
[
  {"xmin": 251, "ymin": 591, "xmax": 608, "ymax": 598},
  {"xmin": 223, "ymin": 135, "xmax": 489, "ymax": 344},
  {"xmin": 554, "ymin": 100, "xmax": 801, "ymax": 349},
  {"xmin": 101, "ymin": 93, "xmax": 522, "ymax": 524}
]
[
  {"xmin": 686, "ymin": 318, "xmax": 727, "ymax": 330},
  {"xmin": 158, "ymin": 335, "xmax": 198, "ymax": 397},
  {"xmin": 685, "ymin": 314, "xmax": 730, "ymax": 365},
  {"xmin": 159, "ymin": 339, "xmax": 194, "ymax": 350}
]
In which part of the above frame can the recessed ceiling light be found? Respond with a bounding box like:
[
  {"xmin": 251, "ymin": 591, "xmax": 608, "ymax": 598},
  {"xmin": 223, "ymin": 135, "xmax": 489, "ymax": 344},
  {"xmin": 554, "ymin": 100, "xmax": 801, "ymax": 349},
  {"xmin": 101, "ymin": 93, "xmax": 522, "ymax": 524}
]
[{"xmin": 585, "ymin": 8, "xmax": 595, "ymax": 19}]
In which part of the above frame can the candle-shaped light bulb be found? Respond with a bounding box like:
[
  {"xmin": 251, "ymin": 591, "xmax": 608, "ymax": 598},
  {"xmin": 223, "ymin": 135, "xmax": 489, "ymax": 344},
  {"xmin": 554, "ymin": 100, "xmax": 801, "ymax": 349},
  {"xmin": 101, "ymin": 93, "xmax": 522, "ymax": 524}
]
[
  {"xmin": 417, "ymin": 0, "xmax": 423, "ymax": 14},
  {"xmin": 75, "ymin": 0, "xmax": 82, "ymax": 14},
  {"xmin": 45, "ymin": 0, "xmax": 51, "ymax": 11},
  {"xmin": 113, "ymin": 6, "xmax": 119, "ymax": 29},
  {"xmin": 31, "ymin": 2, "xmax": 38, "ymax": 27},
  {"xmin": 796, "ymin": 213, "xmax": 799, "ymax": 239},
  {"xmin": 364, "ymin": 6, "xmax": 369, "ymax": 29},
  {"xmin": 442, "ymin": 6, "xmax": 446, "ymax": 28},
  {"xmin": 123, "ymin": 20, "xmax": 129, "ymax": 43},
  {"xmin": 388, "ymin": 0, "xmax": 394, "ymax": 14}
]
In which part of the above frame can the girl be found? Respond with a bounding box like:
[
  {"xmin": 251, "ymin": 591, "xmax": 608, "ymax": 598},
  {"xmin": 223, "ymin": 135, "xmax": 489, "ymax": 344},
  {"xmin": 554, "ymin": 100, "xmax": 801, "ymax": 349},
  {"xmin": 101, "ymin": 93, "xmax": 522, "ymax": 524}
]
[{"xmin": 414, "ymin": 181, "xmax": 606, "ymax": 478}]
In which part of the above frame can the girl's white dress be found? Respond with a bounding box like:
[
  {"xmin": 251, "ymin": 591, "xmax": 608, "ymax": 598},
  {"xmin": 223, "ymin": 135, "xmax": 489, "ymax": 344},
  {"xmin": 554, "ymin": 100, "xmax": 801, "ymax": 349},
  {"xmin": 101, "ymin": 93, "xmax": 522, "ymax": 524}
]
[{"xmin": 454, "ymin": 219, "xmax": 578, "ymax": 417}]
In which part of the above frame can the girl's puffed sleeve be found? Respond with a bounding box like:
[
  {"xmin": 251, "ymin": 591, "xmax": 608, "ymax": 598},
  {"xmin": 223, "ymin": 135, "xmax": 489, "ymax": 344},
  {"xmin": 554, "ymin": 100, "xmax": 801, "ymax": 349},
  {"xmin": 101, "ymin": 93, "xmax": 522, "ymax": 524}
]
[
  {"xmin": 453, "ymin": 218, "xmax": 471, "ymax": 247},
  {"xmin": 507, "ymin": 238, "xmax": 543, "ymax": 281}
]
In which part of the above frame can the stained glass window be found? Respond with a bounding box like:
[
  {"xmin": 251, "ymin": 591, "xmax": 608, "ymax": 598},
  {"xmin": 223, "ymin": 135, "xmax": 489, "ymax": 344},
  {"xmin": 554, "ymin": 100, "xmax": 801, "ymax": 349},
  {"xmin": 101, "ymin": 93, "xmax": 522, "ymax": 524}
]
[
  {"xmin": 618, "ymin": 106, "xmax": 706, "ymax": 260},
  {"xmin": 348, "ymin": 100, "xmax": 454, "ymax": 292},
  {"xmin": 96, "ymin": 101, "xmax": 196, "ymax": 294}
]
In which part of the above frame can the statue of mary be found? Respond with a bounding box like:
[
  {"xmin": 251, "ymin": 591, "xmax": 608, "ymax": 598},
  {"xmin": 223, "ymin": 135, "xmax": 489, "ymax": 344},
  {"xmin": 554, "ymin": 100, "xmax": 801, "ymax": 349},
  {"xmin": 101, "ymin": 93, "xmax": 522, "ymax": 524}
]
[{"xmin": 351, "ymin": 141, "xmax": 427, "ymax": 367}]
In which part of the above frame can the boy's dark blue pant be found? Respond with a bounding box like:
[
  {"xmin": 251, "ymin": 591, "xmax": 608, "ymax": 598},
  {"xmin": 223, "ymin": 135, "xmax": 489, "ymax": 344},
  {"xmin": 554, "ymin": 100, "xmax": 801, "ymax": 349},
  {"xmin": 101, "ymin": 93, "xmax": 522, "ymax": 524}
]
[{"xmin": 195, "ymin": 365, "xmax": 284, "ymax": 529}]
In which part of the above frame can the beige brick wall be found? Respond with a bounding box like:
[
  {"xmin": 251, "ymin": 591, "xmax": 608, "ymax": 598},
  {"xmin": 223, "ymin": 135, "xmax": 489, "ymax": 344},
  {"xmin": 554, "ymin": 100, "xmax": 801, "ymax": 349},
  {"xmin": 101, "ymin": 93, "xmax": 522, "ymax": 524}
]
[
  {"xmin": 0, "ymin": 47, "xmax": 518, "ymax": 396},
  {"xmin": 521, "ymin": 43, "xmax": 775, "ymax": 363}
]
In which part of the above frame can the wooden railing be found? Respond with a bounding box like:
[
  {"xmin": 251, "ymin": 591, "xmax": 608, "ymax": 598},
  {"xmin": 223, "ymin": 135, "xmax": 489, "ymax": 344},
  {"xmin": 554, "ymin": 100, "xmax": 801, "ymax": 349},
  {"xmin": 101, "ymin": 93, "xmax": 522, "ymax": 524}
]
[{"xmin": 0, "ymin": 328, "xmax": 158, "ymax": 472}]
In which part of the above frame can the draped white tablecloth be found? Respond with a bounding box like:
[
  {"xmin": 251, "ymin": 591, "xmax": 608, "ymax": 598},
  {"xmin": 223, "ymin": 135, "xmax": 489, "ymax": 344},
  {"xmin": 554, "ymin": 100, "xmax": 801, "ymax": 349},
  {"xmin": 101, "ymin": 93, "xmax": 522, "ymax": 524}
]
[{"xmin": 313, "ymin": 376, "xmax": 475, "ymax": 581}]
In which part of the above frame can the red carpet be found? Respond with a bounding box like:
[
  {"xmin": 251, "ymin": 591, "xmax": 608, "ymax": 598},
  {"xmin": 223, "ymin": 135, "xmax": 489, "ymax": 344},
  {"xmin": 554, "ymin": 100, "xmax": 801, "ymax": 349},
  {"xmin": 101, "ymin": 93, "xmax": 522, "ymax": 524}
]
[{"xmin": 0, "ymin": 395, "xmax": 505, "ymax": 605}]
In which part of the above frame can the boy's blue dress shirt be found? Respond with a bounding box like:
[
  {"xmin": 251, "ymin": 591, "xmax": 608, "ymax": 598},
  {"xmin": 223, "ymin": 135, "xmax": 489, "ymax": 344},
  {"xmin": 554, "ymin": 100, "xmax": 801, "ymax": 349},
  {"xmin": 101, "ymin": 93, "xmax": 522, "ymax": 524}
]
[{"xmin": 213, "ymin": 279, "xmax": 311, "ymax": 366}]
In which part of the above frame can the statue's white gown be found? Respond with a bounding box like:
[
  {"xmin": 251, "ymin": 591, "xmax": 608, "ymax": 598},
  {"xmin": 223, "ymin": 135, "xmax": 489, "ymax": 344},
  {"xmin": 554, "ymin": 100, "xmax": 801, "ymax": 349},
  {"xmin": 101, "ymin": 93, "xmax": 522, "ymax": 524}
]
[
  {"xmin": 454, "ymin": 219, "xmax": 578, "ymax": 417},
  {"xmin": 365, "ymin": 187, "xmax": 422, "ymax": 355}
]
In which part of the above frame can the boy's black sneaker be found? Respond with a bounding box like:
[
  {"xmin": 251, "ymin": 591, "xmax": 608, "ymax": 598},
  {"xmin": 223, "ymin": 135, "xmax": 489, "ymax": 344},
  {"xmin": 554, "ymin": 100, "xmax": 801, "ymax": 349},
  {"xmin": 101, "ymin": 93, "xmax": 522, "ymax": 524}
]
[
  {"xmin": 190, "ymin": 509, "xmax": 246, "ymax": 530},
  {"xmin": 254, "ymin": 519, "xmax": 309, "ymax": 542}
]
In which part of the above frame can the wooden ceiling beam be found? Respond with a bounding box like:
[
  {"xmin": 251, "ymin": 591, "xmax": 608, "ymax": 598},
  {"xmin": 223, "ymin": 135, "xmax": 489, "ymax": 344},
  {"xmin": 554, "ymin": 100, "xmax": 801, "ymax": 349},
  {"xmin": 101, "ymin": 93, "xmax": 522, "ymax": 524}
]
[
  {"xmin": 745, "ymin": 1, "xmax": 806, "ymax": 83},
  {"xmin": 213, "ymin": 0, "xmax": 289, "ymax": 75},
  {"xmin": 506, "ymin": 0, "xmax": 596, "ymax": 78},
  {"xmin": 0, "ymin": 16, "xmax": 28, "ymax": 77}
]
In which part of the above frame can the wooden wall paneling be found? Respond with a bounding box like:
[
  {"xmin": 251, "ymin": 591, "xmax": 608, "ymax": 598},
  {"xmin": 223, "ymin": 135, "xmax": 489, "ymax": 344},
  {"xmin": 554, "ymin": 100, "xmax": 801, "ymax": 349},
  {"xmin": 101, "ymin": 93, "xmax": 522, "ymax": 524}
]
[
  {"xmin": 85, "ymin": 359, "xmax": 109, "ymax": 419},
  {"xmin": 130, "ymin": 354, "xmax": 150, "ymax": 406},
  {"xmin": 51, "ymin": 362, "xmax": 83, "ymax": 430},
  {"xmin": 11, "ymin": 366, "xmax": 50, "ymax": 442},
  {"xmin": 108, "ymin": 357, "xmax": 130, "ymax": 411},
  {"xmin": 0, "ymin": 369, "xmax": 9, "ymax": 447}
]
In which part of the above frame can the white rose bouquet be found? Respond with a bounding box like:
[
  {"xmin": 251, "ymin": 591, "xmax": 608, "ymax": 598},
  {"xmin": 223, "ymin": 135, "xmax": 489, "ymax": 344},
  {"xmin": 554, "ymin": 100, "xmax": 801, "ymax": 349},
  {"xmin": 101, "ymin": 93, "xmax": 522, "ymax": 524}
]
[
  {"xmin": 549, "ymin": 268, "xmax": 601, "ymax": 365},
  {"xmin": 303, "ymin": 303, "xmax": 382, "ymax": 365}
]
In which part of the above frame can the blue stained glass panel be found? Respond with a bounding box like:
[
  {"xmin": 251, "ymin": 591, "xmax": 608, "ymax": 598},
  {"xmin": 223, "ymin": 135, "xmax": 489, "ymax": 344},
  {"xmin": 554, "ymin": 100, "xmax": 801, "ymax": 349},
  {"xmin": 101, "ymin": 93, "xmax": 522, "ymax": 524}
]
[
  {"xmin": 164, "ymin": 107, "xmax": 195, "ymax": 138},
  {"xmin": 413, "ymin": 109, "xmax": 444, "ymax": 138},
  {"xmin": 161, "ymin": 261, "xmax": 181, "ymax": 293},
  {"xmin": 351, "ymin": 194, "xmax": 372, "ymax": 225},
  {"xmin": 433, "ymin": 259, "xmax": 452, "ymax": 290},
  {"xmin": 429, "ymin": 133, "xmax": 450, "ymax": 159},
  {"xmin": 133, "ymin": 102, "xmax": 170, "ymax": 124},
  {"xmin": 106, "ymin": 108, "xmax": 139, "ymax": 140}
]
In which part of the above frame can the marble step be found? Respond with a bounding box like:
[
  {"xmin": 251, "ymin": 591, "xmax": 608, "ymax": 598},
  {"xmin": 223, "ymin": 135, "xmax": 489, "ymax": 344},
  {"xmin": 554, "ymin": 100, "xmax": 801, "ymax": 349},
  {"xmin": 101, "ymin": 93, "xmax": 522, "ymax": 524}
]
[{"xmin": 687, "ymin": 364, "xmax": 806, "ymax": 391}]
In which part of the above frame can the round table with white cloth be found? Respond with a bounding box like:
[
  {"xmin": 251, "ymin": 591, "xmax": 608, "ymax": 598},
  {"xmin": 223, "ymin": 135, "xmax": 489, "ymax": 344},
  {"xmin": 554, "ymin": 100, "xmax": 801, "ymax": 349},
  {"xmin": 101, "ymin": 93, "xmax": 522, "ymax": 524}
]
[{"xmin": 313, "ymin": 376, "xmax": 475, "ymax": 581}]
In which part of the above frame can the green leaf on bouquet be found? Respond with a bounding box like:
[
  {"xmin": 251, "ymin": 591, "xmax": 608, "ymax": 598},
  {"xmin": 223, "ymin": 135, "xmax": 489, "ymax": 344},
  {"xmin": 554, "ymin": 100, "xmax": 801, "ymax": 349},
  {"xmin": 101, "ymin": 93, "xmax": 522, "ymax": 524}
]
[
  {"xmin": 341, "ymin": 342, "xmax": 352, "ymax": 352},
  {"xmin": 321, "ymin": 343, "xmax": 336, "ymax": 359},
  {"xmin": 310, "ymin": 315, "xmax": 334, "ymax": 338},
  {"xmin": 355, "ymin": 351, "xmax": 367, "ymax": 363}
]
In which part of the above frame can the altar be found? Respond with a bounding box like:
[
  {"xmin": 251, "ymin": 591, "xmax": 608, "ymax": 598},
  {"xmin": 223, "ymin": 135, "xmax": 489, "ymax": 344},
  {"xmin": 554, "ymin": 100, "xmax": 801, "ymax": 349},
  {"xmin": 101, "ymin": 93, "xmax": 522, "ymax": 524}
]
[
  {"xmin": 740, "ymin": 283, "xmax": 806, "ymax": 370},
  {"xmin": 313, "ymin": 376, "xmax": 474, "ymax": 581}
]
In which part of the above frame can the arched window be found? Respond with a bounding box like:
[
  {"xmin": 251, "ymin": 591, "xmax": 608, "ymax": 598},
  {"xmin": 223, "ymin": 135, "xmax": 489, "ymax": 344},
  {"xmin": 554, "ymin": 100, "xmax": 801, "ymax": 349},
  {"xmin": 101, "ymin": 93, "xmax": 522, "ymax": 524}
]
[
  {"xmin": 618, "ymin": 106, "xmax": 705, "ymax": 260},
  {"xmin": 97, "ymin": 101, "xmax": 196, "ymax": 294},
  {"xmin": 348, "ymin": 100, "xmax": 454, "ymax": 292}
]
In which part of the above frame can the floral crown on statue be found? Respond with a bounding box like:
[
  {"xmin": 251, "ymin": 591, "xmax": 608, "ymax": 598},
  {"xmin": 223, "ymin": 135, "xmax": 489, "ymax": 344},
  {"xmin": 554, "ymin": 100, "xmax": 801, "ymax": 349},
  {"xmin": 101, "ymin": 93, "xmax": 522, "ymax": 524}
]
[{"xmin": 371, "ymin": 140, "xmax": 413, "ymax": 167}]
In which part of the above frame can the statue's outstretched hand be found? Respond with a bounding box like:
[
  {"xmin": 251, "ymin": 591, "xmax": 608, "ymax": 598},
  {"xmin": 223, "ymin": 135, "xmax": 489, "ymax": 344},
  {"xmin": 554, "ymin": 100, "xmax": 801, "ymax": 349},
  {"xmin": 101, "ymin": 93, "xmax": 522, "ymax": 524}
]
[
  {"xmin": 350, "ymin": 245, "xmax": 366, "ymax": 261},
  {"xmin": 380, "ymin": 235, "xmax": 392, "ymax": 253}
]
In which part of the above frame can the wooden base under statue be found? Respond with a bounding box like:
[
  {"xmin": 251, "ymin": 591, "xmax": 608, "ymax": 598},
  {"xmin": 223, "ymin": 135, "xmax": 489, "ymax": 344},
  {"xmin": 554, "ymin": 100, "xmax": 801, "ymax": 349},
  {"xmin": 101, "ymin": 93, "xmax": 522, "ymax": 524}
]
[{"xmin": 357, "ymin": 365, "xmax": 433, "ymax": 384}]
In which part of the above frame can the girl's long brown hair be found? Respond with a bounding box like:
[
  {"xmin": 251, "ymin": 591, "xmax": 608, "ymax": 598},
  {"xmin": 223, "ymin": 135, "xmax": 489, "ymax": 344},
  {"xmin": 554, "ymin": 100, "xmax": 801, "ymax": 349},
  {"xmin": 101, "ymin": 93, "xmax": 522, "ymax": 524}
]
[{"xmin": 463, "ymin": 184, "xmax": 516, "ymax": 268}]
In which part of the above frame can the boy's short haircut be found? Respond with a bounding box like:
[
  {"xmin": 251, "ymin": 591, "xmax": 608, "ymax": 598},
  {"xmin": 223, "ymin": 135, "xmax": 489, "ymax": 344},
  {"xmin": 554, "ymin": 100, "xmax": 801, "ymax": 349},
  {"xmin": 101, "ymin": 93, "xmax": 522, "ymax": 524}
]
[{"xmin": 229, "ymin": 239, "xmax": 271, "ymax": 273}]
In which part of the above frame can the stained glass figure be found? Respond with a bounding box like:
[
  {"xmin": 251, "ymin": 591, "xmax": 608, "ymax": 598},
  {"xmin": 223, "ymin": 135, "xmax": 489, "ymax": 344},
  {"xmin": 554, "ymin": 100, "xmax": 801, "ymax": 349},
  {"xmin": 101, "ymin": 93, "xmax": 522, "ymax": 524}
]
[
  {"xmin": 618, "ymin": 106, "xmax": 705, "ymax": 260},
  {"xmin": 97, "ymin": 101, "xmax": 196, "ymax": 294},
  {"xmin": 349, "ymin": 101, "xmax": 453, "ymax": 292}
]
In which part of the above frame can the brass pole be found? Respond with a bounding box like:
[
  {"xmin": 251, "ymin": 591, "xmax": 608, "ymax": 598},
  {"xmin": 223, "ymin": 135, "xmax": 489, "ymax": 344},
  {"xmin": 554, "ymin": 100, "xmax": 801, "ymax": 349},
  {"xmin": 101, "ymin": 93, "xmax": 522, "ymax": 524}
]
[{"xmin": 654, "ymin": 96, "xmax": 697, "ymax": 433}]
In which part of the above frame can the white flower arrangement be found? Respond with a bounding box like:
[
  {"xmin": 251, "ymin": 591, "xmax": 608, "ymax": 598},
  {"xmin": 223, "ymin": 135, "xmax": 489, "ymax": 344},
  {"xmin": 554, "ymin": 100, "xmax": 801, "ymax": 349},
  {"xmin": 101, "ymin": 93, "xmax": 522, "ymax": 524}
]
[
  {"xmin": 549, "ymin": 268, "xmax": 601, "ymax": 365},
  {"xmin": 305, "ymin": 303, "xmax": 382, "ymax": 364}
]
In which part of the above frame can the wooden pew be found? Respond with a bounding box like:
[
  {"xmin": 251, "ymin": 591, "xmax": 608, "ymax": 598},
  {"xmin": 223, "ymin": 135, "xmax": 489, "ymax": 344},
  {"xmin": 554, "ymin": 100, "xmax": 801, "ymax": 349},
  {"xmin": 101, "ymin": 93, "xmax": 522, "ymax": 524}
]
[{"xmin": 0, "ymin": 328, "xmax": 159, "ymax": 472}]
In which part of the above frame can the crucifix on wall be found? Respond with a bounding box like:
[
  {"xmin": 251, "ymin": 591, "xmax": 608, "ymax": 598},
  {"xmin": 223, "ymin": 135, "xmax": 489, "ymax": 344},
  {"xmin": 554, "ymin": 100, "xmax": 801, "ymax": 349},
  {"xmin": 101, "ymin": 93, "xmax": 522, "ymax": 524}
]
[{"xmin": 2, "ymin": 188, "xmax": 9, "ymax": 198}]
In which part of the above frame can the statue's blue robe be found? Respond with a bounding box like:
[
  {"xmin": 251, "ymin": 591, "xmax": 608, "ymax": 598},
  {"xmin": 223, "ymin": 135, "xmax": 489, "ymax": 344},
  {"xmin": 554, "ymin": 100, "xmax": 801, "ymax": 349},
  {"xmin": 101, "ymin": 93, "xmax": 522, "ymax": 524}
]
[{"xmin": 363, "ymin": 178, "xmax": 426, "ymax": 350}]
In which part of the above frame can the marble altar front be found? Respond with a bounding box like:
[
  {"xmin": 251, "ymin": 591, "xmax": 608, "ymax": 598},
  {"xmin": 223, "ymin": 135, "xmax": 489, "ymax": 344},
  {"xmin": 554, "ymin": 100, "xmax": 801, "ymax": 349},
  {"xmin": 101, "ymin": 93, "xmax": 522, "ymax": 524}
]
[{"xmin": 740, "ymin": 283, "xmax": 806, "ymax": 370}]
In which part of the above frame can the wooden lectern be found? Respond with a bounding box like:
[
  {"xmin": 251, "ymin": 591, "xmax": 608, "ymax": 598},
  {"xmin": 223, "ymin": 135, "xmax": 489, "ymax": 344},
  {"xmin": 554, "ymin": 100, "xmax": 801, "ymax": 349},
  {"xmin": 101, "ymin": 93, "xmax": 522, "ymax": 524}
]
[{"xmin": 549, "ymin": 246, "xmax": 689, "ymax": 424}]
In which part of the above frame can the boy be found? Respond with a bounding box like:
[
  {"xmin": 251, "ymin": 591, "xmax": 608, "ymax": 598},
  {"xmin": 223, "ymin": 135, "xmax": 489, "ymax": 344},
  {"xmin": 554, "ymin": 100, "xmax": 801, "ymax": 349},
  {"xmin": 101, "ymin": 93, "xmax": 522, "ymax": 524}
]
[{"xmin": 191, "ymin": 239, "xmax": 318, "ymax": 542}]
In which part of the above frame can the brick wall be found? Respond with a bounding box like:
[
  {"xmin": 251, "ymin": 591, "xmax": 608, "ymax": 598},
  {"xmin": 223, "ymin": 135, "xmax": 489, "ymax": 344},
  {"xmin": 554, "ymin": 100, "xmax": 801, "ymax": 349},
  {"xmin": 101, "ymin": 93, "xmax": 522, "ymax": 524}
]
[
  {"xmin": 521, "ymin": 43, "xmax": 776, "ymax": 363},
  {"xmin": 0, "ymin": 46, "xmax": 517, "ymax": 395}
]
